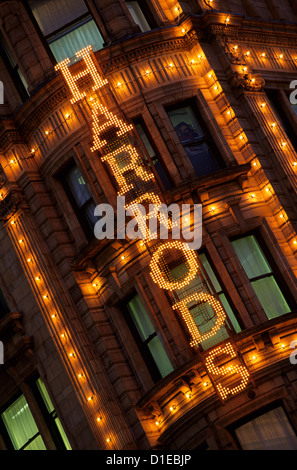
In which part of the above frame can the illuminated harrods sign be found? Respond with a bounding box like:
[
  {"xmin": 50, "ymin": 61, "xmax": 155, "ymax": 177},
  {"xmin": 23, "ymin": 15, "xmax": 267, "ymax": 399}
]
[{"xmin": 55, "ymin": 46, "xmax": 251, "ymax": 402}]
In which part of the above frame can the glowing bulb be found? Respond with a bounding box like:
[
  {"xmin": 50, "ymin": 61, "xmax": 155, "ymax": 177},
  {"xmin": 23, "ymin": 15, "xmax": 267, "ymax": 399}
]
[
  {"xmin": 121, "ymin": 255, "xmax": 125, "ymax": 260},
  {"xmin": 271, "ymin": 123, "xmax": 276, "ymax": 129},
  {"xmin": 155, "ymin": 421, "xmax": 160, "ymax": 426},
  {"xmin": 281, "ymin": 142, "xmax": 287, "ymax": 148},
  {"xmin": 293, "ymin": 162, "xmax": 297, "ymax": 167},
  {"xmin": 226, "ymin": 16, "xmax": 230, "ymax": 22},
  {"xmin": 186, "ymin": 393, "xmax": 192, "ymax": 399},
  {"xmin": 88, "ymin": 396, "xmax": 93, "ymax": 401},
  {"xmin": 31, "ymin": 148, "xmax": 35, "ymax": 153},
  {"xmin": 35, "ymin": 276, "xmax": 40, "ymax": 281},
  {"xmin": 181, "ymin": 28, "xmax": 186, "ymax": 34},
  {"xmin": 18, "ymin": 239, "xmax": 24, "ymax": 244},
  {"xmin": 279, "ymin": 54, "xmax": 284, "ymax": 59},
  {"xmin": 245, "ymin": 51, "xmax": 250, "ymax": 56},
  {"xmin": 261, "ymin": 53, "xmax": 266, "ymax": 58},
  {"xmin": 261, "ymin": 103, "xmax": 266, "ymax": 108},
  {"xmin": 97, "ymin": 417, "xmax": 102, "ymax": 422}
]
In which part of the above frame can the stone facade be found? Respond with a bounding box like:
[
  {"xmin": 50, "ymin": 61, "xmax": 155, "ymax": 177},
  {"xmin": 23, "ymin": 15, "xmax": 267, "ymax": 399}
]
[{"xmin": 0, "ymin": 0, "xmax": 297, "ymax": 450}]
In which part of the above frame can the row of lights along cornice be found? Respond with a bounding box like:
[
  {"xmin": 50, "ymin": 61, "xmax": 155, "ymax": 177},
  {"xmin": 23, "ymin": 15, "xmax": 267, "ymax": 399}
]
[
  {"xmin": 9, "ymin": 217, "xmax": 114, "ymax": 446},
  {"xmin": 0, "ymin": 114, "xmax": 74, "ymax": 175}
]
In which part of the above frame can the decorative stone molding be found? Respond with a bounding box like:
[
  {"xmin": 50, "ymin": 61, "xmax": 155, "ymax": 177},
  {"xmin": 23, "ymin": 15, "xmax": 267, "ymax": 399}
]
[
  {"xmin": 0, "ymin": 189, "xmax": 24, "ymax": 221},
  {"xmin": 231, "ymin": 72, "xmax": 265, "ymax": 91}
]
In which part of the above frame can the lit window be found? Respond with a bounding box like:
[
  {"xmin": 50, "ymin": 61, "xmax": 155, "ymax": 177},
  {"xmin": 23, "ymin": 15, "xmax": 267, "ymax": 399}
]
[
  {"xmin": 134, "ymin": 120, "xmax": 173, "ymax": 190},
  {"xmin": 126, "ymin": 1, "xmax": 151, "ymax": 32},
  {"xmin": 233, "ymin": 406, "xmax": 297, "ymax": 450},
  {"xmin": 231, "ymin": 234, "xmax": 294, "ymax": 320},
  {"xmin": 62, "ymin": 164, "xmax": 97, "ymax": 240},
  {"xmin": 125, "ymin": 294, "xmax": 174, "ymax": 382},
  {"xmin": 28, "ymin": 0, "xmax": 104, "ymax": 62},
  {"xmin": 0, "ymin": 378, "xmax": 72, "ymax": 450},
  {"xmin": 167, "ymin": 104, "xmax": 224, "ymax": 177},
  {"xmin": 1, "ymin": 395, "xmax": 46, "ymax": 450}
]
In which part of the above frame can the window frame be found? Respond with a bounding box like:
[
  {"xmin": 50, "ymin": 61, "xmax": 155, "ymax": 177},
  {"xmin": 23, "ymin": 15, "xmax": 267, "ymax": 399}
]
[
  {"xmin": 166, "ymin": 99, "xmax": 226, "ymax": 178},
  {"xmin": 230, "ymin": 230, "xmax": 296, "ymax": 317},
  {"xmin": 0, "ymin": 33, "xmax": 29, "ymax": 103},
  {"xmin": 24, "ymin": 0, "xmax": 104, "ymax": 64},
  {"xmin": 122, "ymin": 292, "xmax": 173, "ymax": 383},
  {"xmin": 133, "ymin": 117, "xmax": 174, "ymax": 191},
  {"xmin": 125, "ymin": 1, "xmax": 158, "ymax": 32},
  {"xmin": 228, "ymin": 401, "xmax": 297, "ymax": 450},
  {"xmin": 59, "ymin": 161, "xmax": 97, "ymax": 241}
]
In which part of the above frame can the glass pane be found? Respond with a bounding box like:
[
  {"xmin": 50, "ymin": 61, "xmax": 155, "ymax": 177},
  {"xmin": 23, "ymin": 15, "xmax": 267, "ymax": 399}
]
[
  {"xmin": 24, "ymin": 435, "xmax": 46, "ymax": 450},
  {"xmin": 252, "ymin": 277, "xmax": 291, "ymax": 319},
  {"xmin": 127, "ymin": 295, "xmax": 155, "ymax": 341},
  {"xmin": 168, "ymin": 106, "xmax": 204, "ymax": 144},
  {"xmin": 199, "ymin": 253, "xmax": 221, "ymax": 292},
  {"xmin": 147, "ymin": 335, "xmax": 174, "ymax": 378},
  {"xmin": 219, "ymin": 293, "xmax": 241, "ymax": 334},
  {"xmin": 83, "ymin": 200, "xmax": 98, "ymax": 230},
  {"xmin": 1, "ymin": 395, "xmax": 44, "ymax": 450},
  {"xmin": 65, "ymin": 166, "xmax": 92, "ymax": 208},
  {"xmin": 127, "ymin": 2, "xmax": 151, "ymax": 32},
  {"xmin": 235, "ymin": 407, "xmax": 297, "ymax": 450},
  {"xmin": 231, "ymin": 235, "xmax": 272, "ymax": 279},
  {"xmin": 54, "ymin": 417, "xmax": 72, "ymax": 450},
  {"xmin": 184, "ymin": 142, "xmax": 219, "ymax": 177},
  {"xmin": 49, "ymin": 19, "xmax": 104, "ymax": 62},
  {"xmin": 30, "ymin": 0, "xmax": 88, "ymax": 36},
  {"xmin": 36, "ymin": 378, "xmax": 54, "ymax": 413}
]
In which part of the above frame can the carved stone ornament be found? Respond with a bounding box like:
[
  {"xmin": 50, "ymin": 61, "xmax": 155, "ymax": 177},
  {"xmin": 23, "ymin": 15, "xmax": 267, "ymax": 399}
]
[
  {"xmin": 231, "ymin": 72, "xmax": 266, "ymax": 91},
  {"xmin": 0, "ymin": 164, "xmax": 8, "ymax": 191},
  {"xmin": 0, "ymin": 190, "xmax": 23, "ymax": 221}
]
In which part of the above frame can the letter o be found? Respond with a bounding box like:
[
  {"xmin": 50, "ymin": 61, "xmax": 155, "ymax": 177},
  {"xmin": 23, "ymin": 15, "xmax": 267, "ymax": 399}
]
[{"xmin": 149, "ymin": 240, "xmax": 199, "ymax": 291}]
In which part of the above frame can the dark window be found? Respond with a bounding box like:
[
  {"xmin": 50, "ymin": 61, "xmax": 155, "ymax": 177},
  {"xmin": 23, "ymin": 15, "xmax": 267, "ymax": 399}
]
[
  {"xmin": 266, "ymin": 89, "xmax": 297, "ymax": 153},
  {"xmin": 0, "ymin": 288, "xmax": 10, "ymax": 320},
  {"xmin": 231, "ymin": 233, "xmax": 295, "ymax": 320},
  {"xmin": 0, "ymin": 378, "xmax": 71, "ymax": 450},
  {"xmin": 61, "ymin": 163, "xmax": 97, "ymax": 240},
  {"xmin": 167, "ymin": 104, "xmax": 225, "ymax": 177},
  {"xmin": 126, "ymin": 1, "xmax": 157, "ymax": 32},
  {"xmin": 124, "ymin": 293, "xmax": 174, "ymax": 382},
  {"xmin": 0, "ymin": 33, "xmax": 29, "ymax": 102},
  {"xmin": 28, "ymin": 0, "xmax": 104, "ymax": 63},
  {"xmin": 230, "ymin": 403, "xmax": 297, "ymax": 450},
  {"xmin": 134, "ymin": 119, "xmax": 173, "ymax": 190}
]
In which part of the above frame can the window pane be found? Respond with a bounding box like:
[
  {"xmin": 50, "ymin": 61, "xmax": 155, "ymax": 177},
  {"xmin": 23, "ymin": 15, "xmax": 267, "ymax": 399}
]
[
  {"xmin": 147, "ymin": 336, "xmax": 174, "ymax": 378},
  {"xmin": 127, "ymin": 2, "xmax": 151, "ymax": 32},
  {"xmin": 54, "ymin": 417, "xmax": 72, "ymax": 450},
  {"xmin": 127, "ymin": 295, "xmax": 155, "ymax": 341},
  {"xmin": 235, "ymin": 407, "xmax": 297, "ymax": 450},
  {"xmin": 29, "ymin": 0, "xmax": 88, "ymax": 36},
  {"xmin": 49, "ymin": 19, "xmax": 104, "ymax": 62},
  {"xmin": 168, "ymin": 106, "xmax": 205, "ymax": 143},
  {"xmin": 36, "ymin": 378, "xmax": 54, "ymax": 413},
  {"xmin": 168, "ymin": 106, "xmax": 220, "ymax": 177},
  {"xmin": 83, "ymin": 200, "xmax": 98, "ymax": 229},
  {"xmin": 1, "ymin": 395, "xmax": 45, "ymax": 450},
  {"xmin": 65, "ymin": 167, "xmax": 92, "ymax": 208},
  {"xmin": 24, "ymin": 435, "xmax": 46, "ymax": 450},
  {"xmin": 252, "ymin": 277, "xmax": 290, "ymax": 319},
  {"xmin": 231, "ymin": 235, "xmax": 272, "ymax": 279}
]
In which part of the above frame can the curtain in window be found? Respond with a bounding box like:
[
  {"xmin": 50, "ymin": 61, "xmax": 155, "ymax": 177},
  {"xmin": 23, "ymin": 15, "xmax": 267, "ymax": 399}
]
[
  {"xmin": 235, "ymin": 407, "xmax": 297, "ymax": 450},
  {"xmin": 127, "ymin": 295, "xmax": 174, "ymax": 378},
  {"xmin": 232, "ymin": 236, "xmax": 290, "ymax": 319},
  {"xmin": 1, "ymin": 395, "xmax": 46, "ymax": 450},
  {"xmin": 29, "ymin": 0, "xmax": 88, "ymax": 36},
  {"xmin": 49, "ymin": 19, "xmax": 104, "ymax": 62}
]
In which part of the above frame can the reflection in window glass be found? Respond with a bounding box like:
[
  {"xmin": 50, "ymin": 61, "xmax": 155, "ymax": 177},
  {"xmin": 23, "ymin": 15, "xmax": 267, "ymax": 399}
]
[{"xmin": 168, "ymin": 106, "xmax": 221, "ymax": 177}]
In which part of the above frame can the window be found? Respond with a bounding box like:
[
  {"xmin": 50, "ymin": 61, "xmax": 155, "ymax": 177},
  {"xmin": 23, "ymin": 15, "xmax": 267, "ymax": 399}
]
[
  {"xmin": 125, "ymin": 294, "xmax": 174, "ymax": 382},
  {"xmin": 126, "ymin": 1, "xmax": 156, "ymax": 32},
  {"xmin": 0, "ymin": 288, "xmax": 9, "ymax": 320},
  {"xmin": 170, "ymin": 251, "xmax": 241, "ymax": 350},
  {"xmin": 62, "ymin": 164, "xmax": 97, "ymax": 240},
  {"xmin": 0, "ymin": 378, "xmax": 71, "ymax": 450},
  {"xmin": 266, "ymin": 89, "xmax": 297, "ymax": 153},
  {"xmin": 231, "ymin": 234, "xmax": 294, "ymax": 320},
  {"xmin": 167, "ymin": 104, "xmax": 224, "ymax": 177},
  {"xmin": 1, "ymin": 394, "xmax": 46, "ymax": 450},
  {"xmin": 34, "ymin": 378, "xmax": 71, "ymax": 450},
  {"xmin": 134, "ymin": 120, "xmax": 173, "ymax": 190},
  {"xmin": 0, "ymin": 32, "xmax": 29, "ymax": 102},
  {"xmin": 28, "ymin": 0, "xmax": 104, "ymax": 63},
  {"xmin": 233, "ymin": 406, "xmax": 297, "ymax": 450}
]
